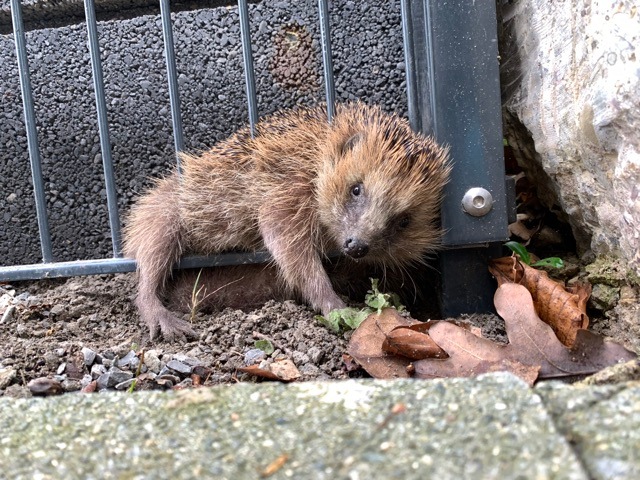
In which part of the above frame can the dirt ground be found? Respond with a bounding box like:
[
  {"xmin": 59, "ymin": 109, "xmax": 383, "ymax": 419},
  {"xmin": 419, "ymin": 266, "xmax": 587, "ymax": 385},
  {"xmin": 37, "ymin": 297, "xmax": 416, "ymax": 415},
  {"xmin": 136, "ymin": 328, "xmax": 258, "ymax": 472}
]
[{"xmin": 0, "ymin": 265, "xmax": 636, "ymax": 397}]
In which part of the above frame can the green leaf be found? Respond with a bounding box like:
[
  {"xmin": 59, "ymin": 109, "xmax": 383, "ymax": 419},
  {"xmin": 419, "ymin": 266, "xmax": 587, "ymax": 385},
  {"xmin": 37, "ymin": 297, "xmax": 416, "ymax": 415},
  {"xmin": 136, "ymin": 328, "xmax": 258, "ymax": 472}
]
[
  {"xmin": 340, "ymin": 308, "xmax": 371, "ymax": 330},
  {"xmin": 316, "ymin": 308, "xmax": 373, "ymax": 333},
  {"xmin": 504, "ymin": 241, "xmax": 531, "ymax": 265},
  {"xmin": 532, "ymin": 257, "xmax": 564, "ymax": 269},
  {"xmin": 254, "ymin": 339, "xmax": 275, "ymax": 355},
  {"xmin": 315, "ymin": 314, "xmax": 342, "ymax": 333},
  {"xmin": 388, "ymin": 292, "xmax": 406, "ymax": 312}
]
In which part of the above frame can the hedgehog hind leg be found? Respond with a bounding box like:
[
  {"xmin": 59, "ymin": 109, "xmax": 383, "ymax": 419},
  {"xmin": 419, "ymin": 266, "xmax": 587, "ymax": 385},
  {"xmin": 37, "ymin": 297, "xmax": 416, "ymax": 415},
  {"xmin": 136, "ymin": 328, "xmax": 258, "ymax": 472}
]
[{"xmin": 123, "ymin": 176, "xmax": 197, "ymax": 342}]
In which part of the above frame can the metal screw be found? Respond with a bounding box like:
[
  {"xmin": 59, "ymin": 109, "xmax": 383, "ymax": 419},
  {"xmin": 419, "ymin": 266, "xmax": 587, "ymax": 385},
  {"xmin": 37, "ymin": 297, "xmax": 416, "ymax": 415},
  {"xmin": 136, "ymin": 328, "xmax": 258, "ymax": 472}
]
[{"xmin": 462, "ymin": 187, "xmax": 493, "ymax": 217}]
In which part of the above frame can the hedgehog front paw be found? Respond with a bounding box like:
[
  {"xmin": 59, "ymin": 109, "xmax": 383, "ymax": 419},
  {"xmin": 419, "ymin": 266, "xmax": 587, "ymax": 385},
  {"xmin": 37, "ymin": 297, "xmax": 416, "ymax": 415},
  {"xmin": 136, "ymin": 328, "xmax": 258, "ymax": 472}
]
[
  {"xmin": 321, "ymin": 296, "xmax": 346, "ymax": 317},
  {"xmin": 145, "ymin": 311, "xmax": 197, "ymax": 343}
]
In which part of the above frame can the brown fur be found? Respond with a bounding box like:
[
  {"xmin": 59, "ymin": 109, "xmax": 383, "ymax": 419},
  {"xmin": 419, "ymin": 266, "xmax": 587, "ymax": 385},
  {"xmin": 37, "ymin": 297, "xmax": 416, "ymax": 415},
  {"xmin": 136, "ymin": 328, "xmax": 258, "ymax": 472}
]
[{"xmin": 123, "ymin": 102, "xmax": 450, "ymax": 341}]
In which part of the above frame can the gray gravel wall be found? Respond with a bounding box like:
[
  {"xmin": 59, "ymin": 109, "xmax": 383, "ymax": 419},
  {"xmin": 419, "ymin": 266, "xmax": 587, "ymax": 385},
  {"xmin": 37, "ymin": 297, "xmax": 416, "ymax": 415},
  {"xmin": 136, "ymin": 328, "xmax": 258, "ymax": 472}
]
[{"xmin": 0, "ymin": 0, "xmax": 407, "ymax": 266}]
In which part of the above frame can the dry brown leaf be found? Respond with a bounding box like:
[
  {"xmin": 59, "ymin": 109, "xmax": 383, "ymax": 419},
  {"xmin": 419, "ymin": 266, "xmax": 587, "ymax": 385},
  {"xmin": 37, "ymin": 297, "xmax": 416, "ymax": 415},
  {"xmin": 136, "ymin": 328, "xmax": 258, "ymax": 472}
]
[
  {"xmin": 382, "ymin": 322, "xmax": 448, "ymax": 360},
  {"xmin": 414, "ymin": 283, "xmax": 635, "ymax": 383},
  {"xmin": 489, "ymin": 256, "xmax": 591, "ymax": 346},
  {"xmin": 238, "ymin": 359, "xmax": 301, "ymax": 382},
  {"xmin": 237, "ymin": 364, "xmax": 282, "ymax": 381},
  {"xmin": 269, "ymin": 359, "xmax": 301, "ymax": 381},
  {"xmin": 347, "ymin": 308, "xmax": 420, "ymax": 378},
  {"xmin": 342, "ymin": 353, "xmax": 360, "ymax": 372},
  {"xmin": 509, "ymin": 213, "xmax": 540, "ymax": 241}
]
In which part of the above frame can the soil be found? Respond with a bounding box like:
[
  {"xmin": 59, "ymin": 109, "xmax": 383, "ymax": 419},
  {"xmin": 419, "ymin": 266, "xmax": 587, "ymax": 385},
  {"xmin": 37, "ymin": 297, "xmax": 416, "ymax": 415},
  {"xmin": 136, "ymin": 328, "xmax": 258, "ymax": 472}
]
[{"xmin": 0, "ymin": 266, "xmax": 636, "ymax": 397}]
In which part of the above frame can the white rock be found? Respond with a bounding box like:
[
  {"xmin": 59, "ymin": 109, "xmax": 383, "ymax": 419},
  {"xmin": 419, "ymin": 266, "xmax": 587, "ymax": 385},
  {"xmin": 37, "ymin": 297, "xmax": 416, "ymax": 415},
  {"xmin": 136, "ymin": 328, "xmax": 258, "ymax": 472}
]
[{"xmin": 503, "ymin": 1, "xmax": 640, "ymax": 275}]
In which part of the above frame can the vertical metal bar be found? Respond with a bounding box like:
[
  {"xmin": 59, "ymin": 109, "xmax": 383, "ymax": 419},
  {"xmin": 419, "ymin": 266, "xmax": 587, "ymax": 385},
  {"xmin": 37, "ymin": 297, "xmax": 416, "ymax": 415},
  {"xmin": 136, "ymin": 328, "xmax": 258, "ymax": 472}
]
[
  {"xmin": 237, "ymin": 0, "xmax": 258, "ymax": 137},
  {"xmin": 400, "ymin": 0, "xmax": 419, "ymax": 131},
  {"xmin": 317, "ymin": 0, "xmax": 335, "ymax": 122},
  {"xmin": 10, "ymin": 0, "xmax": 53, "ymax": 263},
  {"xmin": 399, "ymin": 0, "xmax": 435, "ymax": 135},
  {"xmin": 421, "ymin": 1, "xmax": 437, "ymax": 135},
  {"xmin": 84, "ymin": 0, "xmax": 123, "ymax": 257},
  {"xmin": 159, "ymin": 0, "xmax": 185, "ymax": 168}
]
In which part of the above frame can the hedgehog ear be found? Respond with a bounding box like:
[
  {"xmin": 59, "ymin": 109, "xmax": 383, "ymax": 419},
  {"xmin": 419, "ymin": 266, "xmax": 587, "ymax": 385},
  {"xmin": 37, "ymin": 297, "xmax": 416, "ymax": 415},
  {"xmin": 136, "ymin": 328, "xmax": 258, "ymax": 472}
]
[{"xmin": 340, "ymin": 132, "xmax": 364, "ymax": 156}]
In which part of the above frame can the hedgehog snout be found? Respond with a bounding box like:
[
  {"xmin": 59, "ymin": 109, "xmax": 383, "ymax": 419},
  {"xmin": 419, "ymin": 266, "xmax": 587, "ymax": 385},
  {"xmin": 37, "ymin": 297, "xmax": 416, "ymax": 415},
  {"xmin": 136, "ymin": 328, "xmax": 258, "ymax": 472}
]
[{"xmin": 343, "ymin": 237, "xmax": 370, "ymax": 259}]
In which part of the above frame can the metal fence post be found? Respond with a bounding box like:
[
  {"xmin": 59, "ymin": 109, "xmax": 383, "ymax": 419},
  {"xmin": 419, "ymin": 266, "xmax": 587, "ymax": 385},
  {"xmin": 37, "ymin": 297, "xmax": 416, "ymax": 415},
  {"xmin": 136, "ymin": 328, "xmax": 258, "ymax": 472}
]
[{"xmin": 402, "ymin": 0, "xmax": 510, "ymax": 315}]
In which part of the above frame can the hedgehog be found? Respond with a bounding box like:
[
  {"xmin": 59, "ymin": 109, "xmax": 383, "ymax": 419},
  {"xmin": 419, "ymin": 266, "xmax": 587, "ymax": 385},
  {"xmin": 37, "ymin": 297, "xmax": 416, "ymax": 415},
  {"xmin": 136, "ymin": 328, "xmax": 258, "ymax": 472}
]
[{"xmin": 123, "ymin": 102, "xmax": 450, "ymax": 341}]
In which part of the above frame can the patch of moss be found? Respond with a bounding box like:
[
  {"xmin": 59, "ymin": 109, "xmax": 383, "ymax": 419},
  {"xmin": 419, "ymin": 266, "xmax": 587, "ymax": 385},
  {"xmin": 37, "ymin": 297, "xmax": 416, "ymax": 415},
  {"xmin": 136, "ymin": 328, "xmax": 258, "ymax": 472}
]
[{"xmin": 585, "ymin": 256, "xmax": 640, "ymax": 287}]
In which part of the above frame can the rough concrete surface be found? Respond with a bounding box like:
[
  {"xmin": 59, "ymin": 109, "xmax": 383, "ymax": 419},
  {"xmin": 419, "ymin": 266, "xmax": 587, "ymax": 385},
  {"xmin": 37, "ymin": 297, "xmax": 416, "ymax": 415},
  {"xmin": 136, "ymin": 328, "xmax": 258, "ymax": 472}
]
[
  {"xmin": 501, "ymin": 1, "xmax": 640, "ymax": 275},
  {"xmin": 0, "ymin": 373, "xmax": 597, "ymax": 480}
]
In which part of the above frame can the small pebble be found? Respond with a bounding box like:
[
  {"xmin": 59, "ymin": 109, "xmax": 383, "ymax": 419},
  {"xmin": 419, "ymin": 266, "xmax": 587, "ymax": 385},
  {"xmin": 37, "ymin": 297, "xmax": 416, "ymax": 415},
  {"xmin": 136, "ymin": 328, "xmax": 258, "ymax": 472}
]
[
  {"xmin": 115, "ymin": 350, "xmax": 137, "ymax": 368},
  {"xmin": 143, "ymin": 350, "xmax": 162, "ymax": 373},
  {"xmin": 49, "ymin": 304, "xmax": 65, "ymax": 316},
  {"xmin": 0, "ymin": 367, "xmax": 17, "ymax": 389},
  {"xmin": 96, "ymin": 368, "xmax": 133, "ymax": 390},
  {"xmin": 157, "ymin": 373, "xmax": 180, "ymax": 385},
  {"xmin": 27, "ymin": 377, "xmax": 64, "ymax": 396},
  {"xmin": 90, "ymin": 363, "xmax": 107, "ymax": 378},
  {"xmin": 166, "ymin": 359, "xmax": 192, "ymax": 375},
  {"xmin": 81, "ymin": 347, "xmax": 97, "ymax": 366},
  {"xmin": 114, "ymin": 378, "xmax": 137, "ymax": 391},
  {"xmin": 1, "ymin": 305, "xmax": 16, "ymax": 324},
  {"xmin": 244, "ymin": 348, "xmax": 266, "ymax": 365},
  {"xmin": 307, "ymin": 346, "xmax": 324, "ymax": 363},
  {"xmin": 61, "ymin": 379, "xmax": 82, "ymax": 392}
]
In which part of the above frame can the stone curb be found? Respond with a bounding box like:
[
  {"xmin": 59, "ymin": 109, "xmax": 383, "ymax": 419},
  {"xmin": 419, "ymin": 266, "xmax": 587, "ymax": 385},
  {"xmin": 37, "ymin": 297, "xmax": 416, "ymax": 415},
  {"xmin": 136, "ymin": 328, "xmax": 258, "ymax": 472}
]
[{"xmin": 4, "ymin": 373, "xmax": 637, "ymax": 479}]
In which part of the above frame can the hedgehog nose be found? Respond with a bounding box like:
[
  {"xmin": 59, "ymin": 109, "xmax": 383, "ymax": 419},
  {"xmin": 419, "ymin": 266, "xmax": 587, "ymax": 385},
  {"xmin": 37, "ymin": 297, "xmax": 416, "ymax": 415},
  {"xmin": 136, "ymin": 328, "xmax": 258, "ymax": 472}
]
[{"xmin": 343, "ymin": 237, "xmax": 369, "ymax": 259}]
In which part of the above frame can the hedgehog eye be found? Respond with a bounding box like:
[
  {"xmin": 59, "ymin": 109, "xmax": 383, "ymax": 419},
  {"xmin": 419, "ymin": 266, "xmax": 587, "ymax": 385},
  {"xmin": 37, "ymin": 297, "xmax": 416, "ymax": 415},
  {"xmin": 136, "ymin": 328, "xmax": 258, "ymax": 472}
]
[
  {"xmin": 397, "ymin": 214, "xmax": 411, "ymax": 229},
  {"xmin": 350, "ymin": 183, "xmax": 363, "ymax": 197}
]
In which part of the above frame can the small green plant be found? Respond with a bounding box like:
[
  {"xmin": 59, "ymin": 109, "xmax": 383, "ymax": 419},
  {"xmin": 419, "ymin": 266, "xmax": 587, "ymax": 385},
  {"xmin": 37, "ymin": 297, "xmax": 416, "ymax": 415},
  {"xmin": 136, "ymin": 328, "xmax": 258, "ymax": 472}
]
[
  {"xmin": 504, "ymin": 241, "xmax": 564, "ymax": 268},
  {"xmin": 254, "ymin": 339, "xmax": 275, "ymax": 355},
  {"xmin": 364, "ymin": 278, "xmax": 405, "ymax": 314},
  {"xmin": 316, "ymin": 278, "xmax": 405, "ymax": 333},
  {"xmin": 127, "ymin": 349, "xmax": 144, "ymax": 394}
]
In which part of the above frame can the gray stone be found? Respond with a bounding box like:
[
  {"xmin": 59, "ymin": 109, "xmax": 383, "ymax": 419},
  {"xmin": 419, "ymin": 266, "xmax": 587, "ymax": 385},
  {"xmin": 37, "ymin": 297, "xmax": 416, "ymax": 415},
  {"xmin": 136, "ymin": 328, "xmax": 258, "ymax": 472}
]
[
  {"xmin": 0, "ymin": 367, "xmax": 16, "ymax": 389},
  {"xmin": 173, "ymin": 354, "xmax": 203, "ymax": 367},
  {"xmin": 244, "ymin": 348, "xmax": 266, "ymax": 365},
  {"xmin": 166, "ymin": 360, "xmax": 192, "ymax": 375},
  {"xmin": 143, "ymin": 349, "xmax": 162, "ymax": 373},
  {"xmin": 115, "ymin": 350, "xmax": 137, "ymax": 368},
  {"xmin": 80, "ymin": 374, "xmax": 93, "ymax": 388},
  {"xmin": 307, "ymin": 346, "xmax": 324, "ymax": 363},
  {"xmin": 61, "ymin": 379, "xmax": 82, "ymax": 392},
  {"xmin": 49, "ymin": 304, "xmax": 65, "ymax": 316},
  {"xmin": 0, "ymin": 305, "xmax": 15, "ymax": 324},
  {"xmin": 90, "ymin": 363, "xmax": 107, "ymax": 379},
  {"xmin": 0, "ymin": 374, "xmax": 590, "ymax": 478},
  {"xmin": 589, "ymin": 284, "xmax": 620, "ymax": 312},
  {"xmin": 96, "ymin": 368, "xmax": 133, "ymax": 390},
  {"xmin": 81, "ymin": 346, "xmax": 96, "ymax": 366}
]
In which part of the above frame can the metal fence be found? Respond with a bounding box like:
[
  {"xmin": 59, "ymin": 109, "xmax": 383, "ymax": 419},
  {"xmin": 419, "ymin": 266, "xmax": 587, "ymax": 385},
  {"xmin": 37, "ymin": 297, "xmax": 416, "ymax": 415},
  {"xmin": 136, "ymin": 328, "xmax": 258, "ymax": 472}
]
[{"xmin": 0, "ymin": 0, "xmax": 509, "ymax": 314}]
